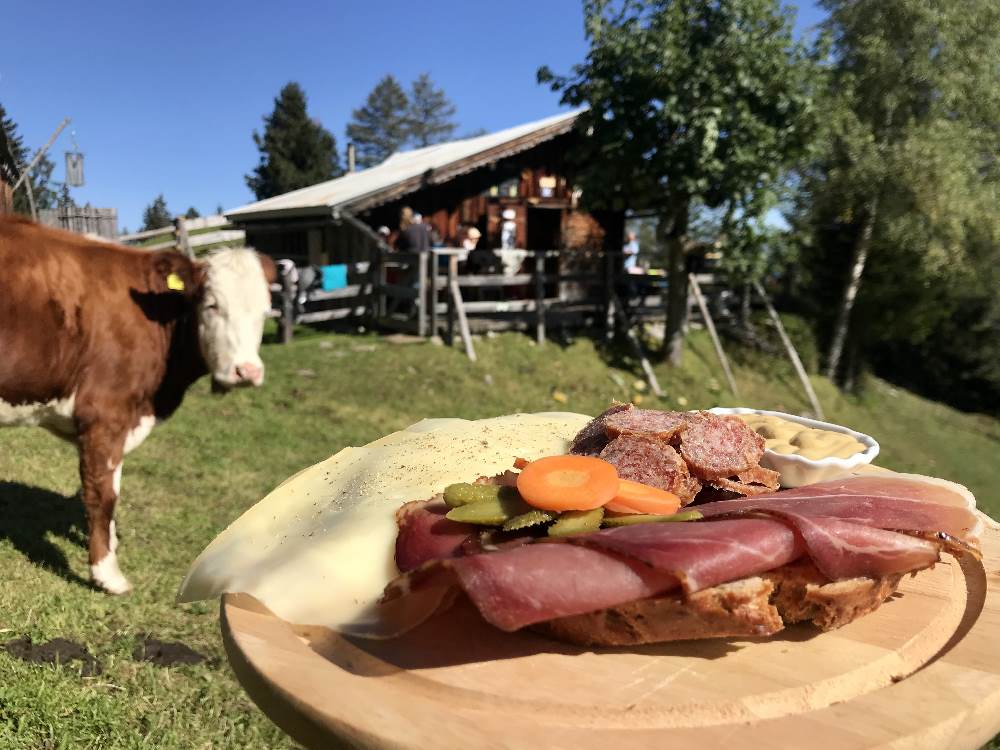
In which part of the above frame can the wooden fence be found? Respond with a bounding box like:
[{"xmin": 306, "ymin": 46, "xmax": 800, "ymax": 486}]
[
  {"xmin": 269, "ymin": 248, "xmax": 719, "ymax": 348},
  {"xmin": 117, "ymin": 215, "xmax": 245, "ymax": 255},
  {"xmin": 38, "ymin": 206, "xmax": 118, "ymax": 239}
]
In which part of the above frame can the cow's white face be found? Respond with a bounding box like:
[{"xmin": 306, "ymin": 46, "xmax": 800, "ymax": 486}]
[{"xmin": 196, "ymin": 249, "xmax": 272, "ymax": 389}]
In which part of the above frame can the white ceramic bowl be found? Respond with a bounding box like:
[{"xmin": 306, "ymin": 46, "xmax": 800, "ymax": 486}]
[{"xmin": 708, "ymin": 407, "xmax": 880, "ymax": 488}]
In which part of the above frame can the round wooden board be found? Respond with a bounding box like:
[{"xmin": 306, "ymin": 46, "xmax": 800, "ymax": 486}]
[{"xmin": 221, "ymin": 512, "xmax": 1000, "ymax": 750}]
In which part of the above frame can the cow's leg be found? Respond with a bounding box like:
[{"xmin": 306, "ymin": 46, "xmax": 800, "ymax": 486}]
[{"xmin": 78, "ymin": 427, "xmax": 131, "ymax": 594}]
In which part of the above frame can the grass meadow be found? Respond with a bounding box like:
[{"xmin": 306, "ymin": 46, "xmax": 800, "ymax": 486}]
[{"xmin": 1, "ymin": 325, "xmax": 997, "ymax": 748}]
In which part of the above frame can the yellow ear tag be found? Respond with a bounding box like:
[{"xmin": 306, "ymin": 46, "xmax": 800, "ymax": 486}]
[{"xmin": 166, "ymin": 272, "xmax": 186, "ymax": 291}]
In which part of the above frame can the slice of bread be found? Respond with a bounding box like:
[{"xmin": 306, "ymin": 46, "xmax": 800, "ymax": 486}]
[{"xmin": 532, "ymin": 560, "xmax": 904, "ymax": 647}]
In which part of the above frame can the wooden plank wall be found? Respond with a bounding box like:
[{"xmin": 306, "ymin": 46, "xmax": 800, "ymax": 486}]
[{"xmin": 37, "ymin": 206, "xmax": 118, "ymax": 238}]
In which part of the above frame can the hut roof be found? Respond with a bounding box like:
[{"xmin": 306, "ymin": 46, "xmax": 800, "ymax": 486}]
[{"xmin": 227, "ymin": 110, "xmax": 581, "ymax": 222}]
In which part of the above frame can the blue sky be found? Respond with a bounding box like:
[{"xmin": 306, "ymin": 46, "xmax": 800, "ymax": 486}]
[{"xmin": 2, "ymin": 0, "xmax": 825, "ymax": 231}]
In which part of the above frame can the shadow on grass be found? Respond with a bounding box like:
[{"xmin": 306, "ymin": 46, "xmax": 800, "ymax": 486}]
[{"xmin": 0, "ymin": 481, "xmax": 90, "ymax": 588}]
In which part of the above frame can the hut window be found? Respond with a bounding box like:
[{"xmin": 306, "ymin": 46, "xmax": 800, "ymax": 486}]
[{"xmin": 499, "ymin": 178, "xmax": 519, "ymax": 198}]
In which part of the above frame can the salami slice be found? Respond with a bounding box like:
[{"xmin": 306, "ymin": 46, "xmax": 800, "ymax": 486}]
[
  {"xmin": 599, "ymin": 433, "xmax": 701, "ymax": 502},
  {"xmin": 738, "ymin": 466, "xmax": 781, "ymax": 490},
  {"xmin": 570, "ymin": 403, "xmax": 632, "ymax": 455},
  {"xmin": 604, "ymin": 408, "xmax": 696, "ymax": 442},
  {"xmin": 680, "ymin": 414, "xmax": 765, "ymax": 480},
  {"xmin": 708, "ymin": 476, "xmax": 776, "ymax": 496}
]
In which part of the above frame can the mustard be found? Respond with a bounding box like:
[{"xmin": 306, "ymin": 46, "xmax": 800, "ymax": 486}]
[{"xmin": 735, "ymin": 413, "xmax": 866, "ymax": 460}]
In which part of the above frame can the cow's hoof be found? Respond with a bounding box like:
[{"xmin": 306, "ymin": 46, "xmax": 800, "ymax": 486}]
[{"xmin": 90, "ymin": 551, "xmax": 132, "ymax": 595}]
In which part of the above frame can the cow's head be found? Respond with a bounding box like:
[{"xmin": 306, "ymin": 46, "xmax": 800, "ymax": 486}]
[{"xmin": 150, "ymin": 248, "xmax": 276, "ymax": 389}]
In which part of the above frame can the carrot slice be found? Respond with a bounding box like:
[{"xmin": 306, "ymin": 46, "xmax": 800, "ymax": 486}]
[
  {"xmin": 516, "ymin": 455, "xmax": 619, "ymax": 511},
  {"xmin": 605, "ymin": 480, "xmax": 682, "ymax": 516}
]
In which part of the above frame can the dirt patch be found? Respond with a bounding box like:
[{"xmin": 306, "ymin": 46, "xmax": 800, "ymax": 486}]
[
  {"xmin": 3, "ymin": 637, "xmax": 102, "ymax": 676},
  {"xmin": 133, "ymin": 636, "xmax": 206, "ymax": 667}
]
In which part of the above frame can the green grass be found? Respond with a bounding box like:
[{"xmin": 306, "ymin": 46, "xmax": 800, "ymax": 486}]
[{"xmin": 1, "ymin": 325, "xmax": 997, "ymax": 748}]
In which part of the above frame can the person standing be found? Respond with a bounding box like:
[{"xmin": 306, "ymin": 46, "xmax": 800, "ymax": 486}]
[
  {"xmin": 396, "ymin": 207, "xmax": 430, "ymax": 253},
  {"xmin": 623, "ymin": 231, "xmax": 640, "ymax": 272}
]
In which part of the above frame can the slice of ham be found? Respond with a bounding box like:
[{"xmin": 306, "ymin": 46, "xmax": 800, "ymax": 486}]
[
  {"xmin": 694, "ymin": 475, "xmax": 982, "ymax": 546},
  {"xmin": 758, "ymin": 512, "xmax": 940, "ymax": 580},
  {"xmin": 382, "ymin": 543, "xmax": 679, "ymax": 633},
  {"xmin": 395, "ymin": 500, "xmax": 477, "ymax": 573},
  {"xmin": 572, "ymin": 518, "xmax": 803, "ymax": 593}
]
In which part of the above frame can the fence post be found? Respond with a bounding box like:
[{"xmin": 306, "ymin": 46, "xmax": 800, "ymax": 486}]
[
  {"xmin": 430, "ymin": 250, "xmax": 440, "ymax": 340},
  {"xmin": 174, "ymin": 217, "xmax": 194, "ymax": 259},
  {"xmin": 280, "ymin": 265, "xmax": 295, "ymax": 344},
  {"xmin": 446, "ymin": 255, "xmax": 457, "ymax": 346},
  {"xmin": 417, "ymin": 252, "xmax": 428, "ymax": 337},
  {"xmin": 535, "ymin": 252, "xmax": 546, "ymax": 346}
]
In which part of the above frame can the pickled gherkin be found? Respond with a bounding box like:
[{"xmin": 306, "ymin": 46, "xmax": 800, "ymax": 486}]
[
  {"xmin": 601, "ymin": 510, "xmax": 703, "ymax": 527},
  {"xmin": 443, "ymin": 482, "xmax": 516, "ymax": 508},
  {"xmin": 445, "ymin": 489, "xmax": 532, "ymax": 525},
  {"xmin": 502, "ymin": 509, "xmax": 557, "ymax": 532},
  {"xmin": 548, "ymin": 508, "xmax": 605, "ymax": 537}
]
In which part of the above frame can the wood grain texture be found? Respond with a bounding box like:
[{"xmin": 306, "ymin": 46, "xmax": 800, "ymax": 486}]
[{"xmin": 221, "ymin": 509, "xmax": 1000, "ymax": 750}]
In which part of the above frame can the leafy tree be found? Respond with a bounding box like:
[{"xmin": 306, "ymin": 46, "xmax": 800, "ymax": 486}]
[
  {"xmin": 0, "ymin": 103, "xmax": 57, "ymax": 215},
  {"xmin": 184, "ymin": 206, "xmax": 201, "ymax": 219},
  {"xmin": 540, "ymin": 0, "xmax": 816, "ymax": 363},
  {"xmin": 142, "ymin": 194, "xmax": 172, "ymax": 231},
  {"xmin": 794, "ymin": 0, "xmax": 1000, "ymax": 387},
  {"xmin": 246, "ymin": 82, "xmax": 341, "ymax": 200},
  {"xmin": 215, "ymin": 203, "xmax": 224, "ymax": 215},
  {"xmin": 407, "ymin": 73, "xmax": 457, "ymax": 147},
  {"xmin": 346, "ymin": 75, "xmax": 410, "ymax": 168}
]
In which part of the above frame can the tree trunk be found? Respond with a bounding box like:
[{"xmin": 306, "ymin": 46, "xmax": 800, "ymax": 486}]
[
  {"xmin": 663, "ymin": 196, "xmax": 691, "ymax": 366},
  {"xmin": 739, "ymin": 283, "xmax": 751, "ymax": 333},
  {"xmin": 825, "ymin": 197, "xmax": 878, "ymax": 381}
]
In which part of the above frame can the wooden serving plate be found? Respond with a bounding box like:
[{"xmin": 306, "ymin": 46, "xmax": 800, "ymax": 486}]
[{"xmin": 221, "ymin": 510, "xmax": 1000, "ymax": 750}]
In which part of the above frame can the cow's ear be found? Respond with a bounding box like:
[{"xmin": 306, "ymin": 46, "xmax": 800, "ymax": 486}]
[
  {"xmin": 256, "ymin": 252, "xmax": 278, "ymax": 285},
  {"xmin": 148, "ymin": 251, "xmax": 201, "ymax": 297}
]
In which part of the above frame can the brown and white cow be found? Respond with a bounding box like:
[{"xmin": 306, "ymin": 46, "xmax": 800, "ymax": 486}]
[{"xmin": 0, "ymin": 216, "xmax": 276, "ymax": 594}]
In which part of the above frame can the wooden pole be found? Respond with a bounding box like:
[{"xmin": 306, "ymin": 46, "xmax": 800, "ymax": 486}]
[
  {"xmin": 535, "ymin": 253, "xmax": 546, "ymax": 346},
  {"xmin": 11, "ymin": 118, "xmax": 70, "ymax": 194},
  {"xmin": 449, "ymin": 275, "xmax": 477, "ymax": 362},
  {"xmin": 0, "ymin": 177, "xmax": 12, "ymax": 215},
  {"xmin": 688, "ymin": 273, "xmax": 739, "ymax": 398},
  {"xmin": 604, "ymin": 251, "xmax": 615, "ymax": 341},
  {"xmin": 609, "ymin": 289, "xmax": 663, "ymax": 398},
  {"xmin": 754, "ymin": 281, "xmax": 824, "ymax": 419}
]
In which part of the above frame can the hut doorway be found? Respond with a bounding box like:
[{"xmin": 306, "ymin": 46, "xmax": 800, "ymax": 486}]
[{"xmin": 526, "ymin": 206, "xmax": 562, "ymax": 250}]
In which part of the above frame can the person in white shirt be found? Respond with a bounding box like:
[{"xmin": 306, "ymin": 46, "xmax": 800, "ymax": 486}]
[{"xmin": 623, "ymin": 231, "xmax": 640, "ymax": 272}]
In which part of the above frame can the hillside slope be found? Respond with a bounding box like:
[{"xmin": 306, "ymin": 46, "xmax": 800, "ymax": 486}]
[{"xmin": 0, "ymin": 328, "xmax": 996, "ymax": 748}]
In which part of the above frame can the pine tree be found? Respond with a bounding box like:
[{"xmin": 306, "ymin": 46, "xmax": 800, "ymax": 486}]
[
  {"xmin": 246, "ymin": 82, "xmax": 342, "ymax": 200},
  {"xmin": 346, "ymin": 75, "xmax": 410, "ymax": 168},
  {"xmin": 0, "ymin": 102, "xmax": 57, "ymax": 215},
  {"xmin": 184, "ymin": 206, "xmax": 201, "ymax": 219},
  {"xmin": 142, "ymin": 194, "xmax": 172, "ymax": 231},
  {"xmin": 57, "ymin": 183, "xmax": 77, "ymax": 209},
  {"xmin": 407, "ymin": 73, "xmax": 457, "ymax": 147}
]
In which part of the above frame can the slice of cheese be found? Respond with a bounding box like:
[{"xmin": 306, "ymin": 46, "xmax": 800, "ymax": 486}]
[{"xmin": 177, "ymin": 411, "xmax": 591, "ymax": 632}]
